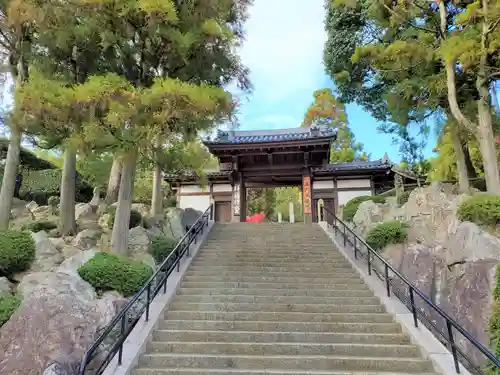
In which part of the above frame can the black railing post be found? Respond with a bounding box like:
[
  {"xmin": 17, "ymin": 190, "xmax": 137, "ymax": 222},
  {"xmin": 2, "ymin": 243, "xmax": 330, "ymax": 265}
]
[
  {"xmin": 146, "ymin": 284, "xmax": 151, "ymax": 322},
  {"xmin": 163, "ymin": 274, "xmax": 167, "ymax": 293},
  {"xmin": 343, "ymin": 224, "xmax": 346, "ymax": 246},
  {"xmin": 409, "ymin": 287, "xmax": 418, "ymax": 327},
  {"xmin": 367, "ymin": 247, "xmax": 372, "ymax": 275},
  {"xmin": 118, "ymin": 313, "xmax": 126, "ymax": 365},
  {"xmin": 176, "ymin": 246, "xmax": 181, "ymax": 272},
  {"xmin": 210, "ymin": 204, "xmax": 214, "ymax": 220},
  {"xmin": 447, "ymin": 320, "xmax": 461, "ymax": 373},
  {"xmin": 385, "ymin": 264, "xmax": 390, "ymax": 297},
  {"xmin": 354, "ymin": 236, "xmax": 358, "ymax": 259}
]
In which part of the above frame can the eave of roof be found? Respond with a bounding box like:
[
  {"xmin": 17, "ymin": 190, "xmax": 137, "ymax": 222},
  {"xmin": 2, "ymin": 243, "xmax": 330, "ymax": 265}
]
[{"xmin": 312, "ymin": 159, "xmax": 393, "ymax": 173}]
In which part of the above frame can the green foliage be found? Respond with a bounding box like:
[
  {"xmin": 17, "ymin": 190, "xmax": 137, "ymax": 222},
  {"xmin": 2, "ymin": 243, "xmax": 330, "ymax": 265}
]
[
  {"xmin": 21, "ymin": 220, "xmax": 57, "ymax": 233},
  {"xmin": 247, "ymin": 188, "xmax": 276, "ymax": 219},
  {"xmin": 365, "ymin": 220, "xmax": 408, "ymax": 251},
  {"xmin": 457, "ymin": 194, "xmax": 500, "ymax": 226},
  {"xmin": 18, "ymin": 169, "xmax": 93, "ymax": 205},
  {"xmin": 274, "ymin": 187, "xmax": 304, "ymax": 222},
  {"xmin": 343, "ymin": 195, "xmax": 386, "ymax": 222},
  {"xmin": 488, "ymin": 265, "xmax": 500, "ymax": 374},
  {"xmin": 150, "ymin": 235, "xmax": 177, "ymax": 264},
  {"xmin": 0, "ymin": 231, "xmax": 36, "ymax": 277},
  {"xmin": 0, "ymin": 294, "xmax": 21, "ymax": 327},
  {"xmin": 397, "ymin": 191, "xmax": 411, "ymax": 206},
  {"xmin": 301, "ymin": 88, "xmax": 369, "ymax": 162},
  {"xmin": 47, "ymin": 196, "xmax": 60, "ymax": 207},
  {"xmin": 107, "ymin": 207, "xmax": 143, "ymax": 229},
  {"xmin": 77, "ymin": 152, "xmax": 114, "ymax": 189},
  {"xmin": 78, "ymin": 253, "xmax": 153, "ymax": 297},
  {"xmin": 133, "ymin": 169, "xmax": 154, "ymax": 204}
]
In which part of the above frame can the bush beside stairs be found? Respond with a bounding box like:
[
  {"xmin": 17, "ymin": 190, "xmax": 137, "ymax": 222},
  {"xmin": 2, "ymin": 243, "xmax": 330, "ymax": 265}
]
[{"xmin": 132, "ymin": 223, "xmax": 437, "ymax": 375}]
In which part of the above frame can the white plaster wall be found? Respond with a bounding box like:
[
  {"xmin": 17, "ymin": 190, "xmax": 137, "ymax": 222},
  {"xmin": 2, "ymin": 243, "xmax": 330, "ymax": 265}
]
[
  {"xmin": 179, "ymin": 185, "xmax": 208, "ymax": 193},
  {"xmin": 179, "ymin": 195, "xmax": 211, "ymax": 212},
  {"xmin": 338, "ymin": 190, "xmax": 372, "ymax": 206},
  {"xmin": 313, "ymin": 180, "xmax": 334, "ymax": 190},
  {"xmin": 336, "ymin": 178, "xmax": 371, "ymax": 189},
  {"xmin": 212, "ymin": 183, "xmax": 232, "ymax": 193}
]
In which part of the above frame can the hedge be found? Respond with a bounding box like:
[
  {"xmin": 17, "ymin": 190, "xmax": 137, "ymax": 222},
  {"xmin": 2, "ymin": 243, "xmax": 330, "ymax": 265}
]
[
  {"xmin": 343, "ymin": 195, "xmax": 386, "ymax": 222},
  {"xmin": 18, "ymin": 169, "xmax": 93, "ymax": 205},
  {"xmin": 78, "ymin": 253, "xmax": 153, "ymax": 297},
  {"xmin": 457, "ymin": 193, "xmax": 500, "ymax": 226},
  {"xmin": 365, "ymin": 220, "xmax": 408, "ymax": 251},
  {"xmin": 0, "ymin": 294, "xmax": 21, "ymax": 326},
  {"xmin": 107, "ymin": 208, "xmax": 143, "ymax": 229},
  {"xmin": 150, "ymin": 235, "xmax": 177, "ymax": 264},
  {"xmin": 0, "ymin": 230, "xmax": 36, "ymax": 277},
  {"xmin": 21, "ymin": 220, "xmax": 58, "ymax": 233}
]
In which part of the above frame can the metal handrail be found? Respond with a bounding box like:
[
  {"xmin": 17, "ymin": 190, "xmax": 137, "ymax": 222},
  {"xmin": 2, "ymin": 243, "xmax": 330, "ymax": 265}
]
[
  {"xmin": 78, "ymin": 204, "xmax": 214, "ymax": 375},
  {"xmin": 322, "ymin": 207, "xmax": 500, "ymax": 375}
]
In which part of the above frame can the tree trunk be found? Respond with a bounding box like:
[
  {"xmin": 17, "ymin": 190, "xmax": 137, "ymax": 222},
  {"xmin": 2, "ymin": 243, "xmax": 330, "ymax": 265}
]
[
  {"xmin": 105, "ymin": 155, "xmax": 122, "ymax": 205},
  {"xmin": 450, "ymin": 128, "xmax": 470, "ymax": 193},
  {"xmin": 0, "ymin": 125, "xmax": 22, "ymax": 229},
  {"xmin": 151, "ymin": 164, "xmax": 163, "ymax": 217},
  {"xmin": 463, "ymin": 142, "xmax": 477, "ymax": 179},
  {"xmin": 151, "ymin": 136, "xmax": 163, "ymax": 217},
  {"xmin": 477, "ymin": 96, "xmax": 500, "ymax": 194},
  {"xmin": 59, "ymin": 146, "xmax": 77, "ymax": 236},
  {"xmin": 111, "ymin": 150, "xmax": 137, "ymax": 255}
]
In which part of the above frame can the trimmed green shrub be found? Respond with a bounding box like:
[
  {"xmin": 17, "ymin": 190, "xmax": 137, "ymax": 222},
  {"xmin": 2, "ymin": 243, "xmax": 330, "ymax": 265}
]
[
  {"xmin": 18, "ymin": 169, "xmax": 93, "ymax": 205},
  {"xmin": 397, "ymin": 191, "xmax": 411, "ymax": 206},
  {"xmin": 343, "ymin": 195, "xmax": 386, "ymax": 222},
  {"xmin": 0, "ymin": 294, "xmax": 21, "ymax": 326},
  {"xmin": 0, "ymin": 230, "xmax": 36, "ymax": 277},
  {"xmin": 21, "ymin": 220, "xmax": 58, "ymax": 233},
  {"xmin": 107, "ymin": 208, "xmax": 143, "ymax": 229},
  {"xmin": 78, "ymin": 253, "xmax": 153, "ymax": 297},
  {"xmin": 150, "ymin": 235, "xmax": 177, "ymax": 264},
  {"xmin": 365, "ymin": 220, "xmax": 408, "ymax": 251},
  {"xmin": 457, "ymin": 193, "xmax": 500, "ymax": 226}
]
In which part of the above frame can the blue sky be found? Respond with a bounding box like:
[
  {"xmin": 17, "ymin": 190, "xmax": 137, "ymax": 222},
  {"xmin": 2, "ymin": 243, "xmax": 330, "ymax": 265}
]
[{"xmin": 232, "ymin": 0, "xmax": 436, "ymax": 162}]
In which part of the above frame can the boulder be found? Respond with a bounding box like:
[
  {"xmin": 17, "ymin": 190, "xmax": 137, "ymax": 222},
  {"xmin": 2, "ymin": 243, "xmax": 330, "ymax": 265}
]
[
  {"xmin": 30, "ymin": 231, "xmax": 64, "ymax": 272},
  {"xmin": 0, "ymin": 291, "xmax": 124, "ymax": 375},
  {"xmin": 353, "ymin": 200, "xmax": 387, "ymax": 237},
  {"xmin": 131, "ymin": 203, "xmax": 150, "ymax": 217},
  {"xmin": 75, "ymin": 203, "xmax": 100, "ymax": 231},
  {"xmin": 182, "ymin": 208, "xmax": 203, "ymax": 229},
  {"xmin": 132, "ymin": 253, "xmax": 156, "ymax": 270},
  {"xmin": 61, "ymin": 245, "xmax": 81, "ymax": 260},
  {"xmin": 0, "ymin": 277, "xmax": 12, "ymax": 294},
  {"xmin": 75, "ymin": 203, "xmax": 94, "ymax": 221},
  {"xmin": 49, "ymin": 237, "xmax": 66, "ymax": 251},
  {"xmin": 31, "ymin": 205, "xmax": 52, "ymax": 219},
  {"xmin": 128, "ymin": 226, "xmax": 151, "ymax": 257},
  {"xmin": 57, "ymin": 248, "xmax": 99, "ymax": 277},
  {"xmin": 25, "ymin": 201, "xmax": 39, "ymax": 213},
  {"xmin": 163, "ymin": 208, "xmax": 185, "ymax": 239},
  {"xmin": 71, "ymin": 229, "xmax": 102, "ymax": 250},
  {"xmin": 98, "ymin": 213, "xmax": 112, "ymax": 231},
  {"xmin": 18, "ymin": 272, "xmax": 96, "ymax": 302}
]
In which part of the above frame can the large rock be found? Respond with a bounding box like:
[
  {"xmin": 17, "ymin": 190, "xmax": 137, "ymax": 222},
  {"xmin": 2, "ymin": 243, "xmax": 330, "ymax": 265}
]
[
  {"xmin": 75, "ymin": 203, "xmax": 100, "ymax": 231},
  {"xmin": 128, "ymin": 226, "xmax": 151, "ymax": 257},
  {"xmin": 30, "ymin": 231, "xmax": 64, "ymax": 272},
  {"xmin": 17, "ymin": 272, "xmax": 96, "ymax": 302},
  {"xmin": 163, "ymin": 208, "xmax": 185, "ymax": 239},
  {"xmin": 0, "ymin": 291, "xmax": 124, "ymax": 375},
  {"xmin": 181, "ymin": 208, "xmax": 203, "ymax": 229},
  {"xmin": 131, "ymin": 203, "xmax": 150, "ymax": 218},
  {"xmin": 71, "ymin": 229, "xmax": 102, "ymax": 250},
  {"xmin": 57, "ymin": 249, "xmax": 99, "ymax": 277},
  {"xmin": 0, "ymin": 277, "xmax": 12, "ymax": 294},
  {"xmin": 353, "ymin": 200, "xmax": 387, "ymax": 237}
]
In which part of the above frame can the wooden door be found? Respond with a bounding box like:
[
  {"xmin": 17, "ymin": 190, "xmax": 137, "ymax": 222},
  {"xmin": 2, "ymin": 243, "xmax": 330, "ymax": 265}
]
[
  {"xmin": 323, "ymin": 198, "xmax": 335, "ymax": 225},
  {"xmin": 214, "ymin": 201, "xmax": 231, "ymax": 223}
]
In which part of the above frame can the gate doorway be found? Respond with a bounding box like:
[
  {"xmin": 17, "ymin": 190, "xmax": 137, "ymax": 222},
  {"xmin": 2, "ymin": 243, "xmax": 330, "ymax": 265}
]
[{"xmin": 214, "ymin": 201, "xmax": 231, "ymax": 223}]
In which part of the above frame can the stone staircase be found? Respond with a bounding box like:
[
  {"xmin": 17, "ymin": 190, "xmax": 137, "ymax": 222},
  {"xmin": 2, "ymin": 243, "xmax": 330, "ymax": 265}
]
[{"xmin": 133, "ymin": 223, "xmax": 438, "ymax": 375}]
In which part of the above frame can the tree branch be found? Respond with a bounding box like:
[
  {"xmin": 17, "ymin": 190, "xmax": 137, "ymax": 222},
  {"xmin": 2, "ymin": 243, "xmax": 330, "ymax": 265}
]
[{"xmin": 445, "ymin": 60, "xmax": 476, "ymax": 133}]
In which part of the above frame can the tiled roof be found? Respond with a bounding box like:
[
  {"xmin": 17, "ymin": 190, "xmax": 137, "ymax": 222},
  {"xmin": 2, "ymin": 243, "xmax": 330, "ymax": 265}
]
[
  {"xmin": 205, "ymin": 126, "xmax": 337, "ymax": 145},
  {"xmin": 312, "ymin": 159, "xmax": 392, "ymax": 172},
  {"xmin": 164, "ymin": 169, "xmax": 231, "ymax": 181}
]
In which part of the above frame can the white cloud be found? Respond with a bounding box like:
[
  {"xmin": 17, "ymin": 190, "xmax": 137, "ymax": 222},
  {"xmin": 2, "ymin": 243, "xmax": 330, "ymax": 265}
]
[{"xmin": 239, "ymin": 0, "xmax": 327, "ymax": 101}]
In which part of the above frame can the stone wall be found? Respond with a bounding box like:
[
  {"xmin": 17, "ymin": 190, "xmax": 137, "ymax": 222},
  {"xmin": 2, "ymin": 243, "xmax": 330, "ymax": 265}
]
[{"xmin": 352, "ymin": 182, "xmax": 500, "ymax": 366}]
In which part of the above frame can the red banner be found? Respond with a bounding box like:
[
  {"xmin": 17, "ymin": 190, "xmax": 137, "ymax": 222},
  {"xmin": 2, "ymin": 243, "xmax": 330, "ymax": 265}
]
[{"xmin": 303, "ymin": 176, "xmax": 312, "ymax": 214}]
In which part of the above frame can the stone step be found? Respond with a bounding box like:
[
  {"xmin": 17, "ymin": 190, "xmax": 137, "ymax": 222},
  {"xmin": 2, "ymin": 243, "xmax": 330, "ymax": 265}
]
[
  {"xmin": 188, "ymin": 265, "xmax": 354, "ymax": 272},
  {"xmin": 135, "ymin": 369, "xmax": 437, "ymax": 375},
  {"xmin": 147, "ymin": 342, "xmax": 421, "ymax": 358},
  {"xmin": 176, "ymin": 288, "xmax": 372, "ymax": 298},
  {"xmin": 168, "ymin": 302, "xmax": 385, "ymax": 314},
  {"xmin": 152, "ymin": 330, "xmax": 411, "ymax": 345},
  {"xmin": 180, "ymin": 282, "xmax": 362, "ymax": 290},
  {"xmin": 184, "ymin": 270, "xmax": 358, "ymax": 278},
  {"xmin": 173, "ymin": 295, "xmax": 378, "ymax": 306},
  {"xmin": 162, "ymin": 311, "xmax": 394, "ymax": 324},
  {"xmin": 138, "ymin": 353, "xmax": 433, "ymax": 372},
  {"xmin": 164, "ymin": 320, "xmax": 403, "ymax": 334},
  {"xmin": 181, "ymin": 275, "xmax": 367, "ymax": 286},
  {"xmin": 190, "ymin": 261, "xmax": 352, "ymax": 268},
  {"xmin": 199, "ymin": 248, "xmax": 338, "ymax": 254}
]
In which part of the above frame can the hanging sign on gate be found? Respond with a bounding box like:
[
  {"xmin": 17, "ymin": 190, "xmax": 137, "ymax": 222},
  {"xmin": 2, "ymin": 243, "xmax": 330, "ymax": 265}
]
[{"xmin": 303, "ymin": 176, "xmax": 312, "ymax": 214}]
